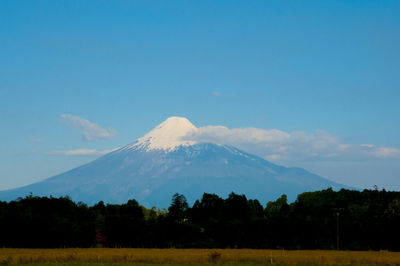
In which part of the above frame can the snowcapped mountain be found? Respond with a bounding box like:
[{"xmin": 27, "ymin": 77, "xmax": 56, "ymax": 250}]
[
  {"xmin": 121, "ymin": 116, "xmax": 198, "ymax": 152},
  {"xmin": 0, "ymin": 117, "xmax": 346, "ymax": 207}
]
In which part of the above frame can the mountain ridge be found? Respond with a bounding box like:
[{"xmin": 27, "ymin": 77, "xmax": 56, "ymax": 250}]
[{"xmin": 0, "ymin": 117, "xmax": 348, "ymax": 207}]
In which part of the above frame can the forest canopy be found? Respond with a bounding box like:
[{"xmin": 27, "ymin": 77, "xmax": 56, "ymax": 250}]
[{"xmin": 0, "ymin": 188, "xmax": 399, "ymax": 250}]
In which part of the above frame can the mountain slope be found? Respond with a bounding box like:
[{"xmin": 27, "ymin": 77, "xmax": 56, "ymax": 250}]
[{"xmin": 0, "ymin": 117, "xmax": 347, "ymax": 207}]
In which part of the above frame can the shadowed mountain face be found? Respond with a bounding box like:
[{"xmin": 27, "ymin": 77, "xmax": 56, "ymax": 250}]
[{"xmin": 0, "ymin": 117, "xmax": 346, "ymax": 207}]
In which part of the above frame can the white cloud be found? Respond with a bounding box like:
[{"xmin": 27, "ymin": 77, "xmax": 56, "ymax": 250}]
[
  {"xmin": 211, "ymin": 91, "xmax": 221, "ymax": 97},
  {"xmin": 369, "ymin": 147, "xmax": 400, "ymax": 158},
  {"xmin": 60, "ymin": 114, "xmax": 116, "ymax": 141},
  {"xmin": 47, "ymin": 148, "xmax": 118, "ymax": 156},
  {"xmin": 337, "ymin": 144, "xmax": 350, "ymax": 151},
  {"xmin": 189, "ymin": 126, "xmax": 290, "ymax": 144},
  {"xmin": 361, "ymin": 144, "xmax": 376, "ymax": 148},
  {"xmin": 184, "ymin": 125, "xmax": 400, "ymax": 162}
]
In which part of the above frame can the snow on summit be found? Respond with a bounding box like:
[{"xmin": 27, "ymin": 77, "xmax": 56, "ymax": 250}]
[{"xmin": 124, "ymin": 116, "xmax": 198, "ymax": 151}]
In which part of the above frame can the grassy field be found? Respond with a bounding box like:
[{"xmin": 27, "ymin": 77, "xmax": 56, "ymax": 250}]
[{"xmin": 1, "ymin": 248, "xmax": 400, "ymax": 265}]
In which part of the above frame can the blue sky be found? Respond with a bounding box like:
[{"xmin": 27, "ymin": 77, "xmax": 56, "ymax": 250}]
[{"xmin": 1, "ymin": 0, "xmax": 399, "ymax": 191}]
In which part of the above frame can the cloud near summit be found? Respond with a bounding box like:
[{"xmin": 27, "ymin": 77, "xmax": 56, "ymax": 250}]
[
  {"xmin": 60, "ymin": 114, "xmax": 116, "ymax": 141},
  {"xmin": 47, "ymin": 148, "xmax": 118, "ymax": 156},
  {"xmin": 184, "ymin": 125, "xmax": 400, "ymax": 162}
]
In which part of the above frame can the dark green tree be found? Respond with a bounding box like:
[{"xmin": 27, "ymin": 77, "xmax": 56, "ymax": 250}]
[{"xmin": 168, "ymin": 193, "xmax": 189, "ymax": 222}]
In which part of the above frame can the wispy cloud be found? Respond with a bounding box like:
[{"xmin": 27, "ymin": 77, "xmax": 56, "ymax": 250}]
[
  {"xmin": 253, "ymin": 117, "xmax": 267, "ymax": 124},
  {"xmin": 361, "ymin": 144, "xmax": 376, "ymax": 148},
  {"xmin": 184, "ymin": 125, "xmax": 400, "ymax": 162},
  {"xmin": 28, "ymin": 135, "xmax": 44, "ymax": 143},
  {"xmin": 60, "ymin": 114, "xmax": 116, "ymax": 141},
  {"xmin": 47, "ymin": 148, "xmax": 118, "ymax": 156},
  {"xmin": 365, "ymin": 146, "xmax": 400, "ymax": 158},
  {"xmin": 211, "ymin": 91, "xmax": 221, "ymax": 97}
]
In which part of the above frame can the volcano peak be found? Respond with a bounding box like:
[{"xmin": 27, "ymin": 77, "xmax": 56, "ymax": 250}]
[{"xmin": 124, "ymin": 116, "xmax": 198, "ymax": 151}]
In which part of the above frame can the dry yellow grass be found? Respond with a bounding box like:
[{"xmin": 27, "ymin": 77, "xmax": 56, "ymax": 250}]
[{"xmin": 0, "ymin": 248, "xmax": 400, "ymax": 265}]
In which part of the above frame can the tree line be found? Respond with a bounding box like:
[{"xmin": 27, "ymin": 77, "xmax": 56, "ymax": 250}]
[{"xmin": 0, "ymin": 188, "xmax": 399, "ymax": 250}]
